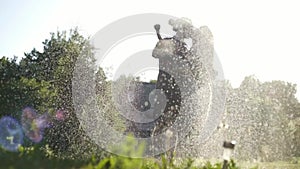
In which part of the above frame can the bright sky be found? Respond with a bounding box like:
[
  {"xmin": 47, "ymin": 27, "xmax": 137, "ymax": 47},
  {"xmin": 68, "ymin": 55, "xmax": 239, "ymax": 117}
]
[{"xmin": 1, "ymin": 0, "xmax": 300, "ymax": 98}]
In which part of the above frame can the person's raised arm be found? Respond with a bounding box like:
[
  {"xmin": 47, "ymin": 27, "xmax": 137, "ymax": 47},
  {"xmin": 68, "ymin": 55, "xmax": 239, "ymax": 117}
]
[{"xmin": 154, "ymin": 24, "xmax": 162, "ymax": 40}]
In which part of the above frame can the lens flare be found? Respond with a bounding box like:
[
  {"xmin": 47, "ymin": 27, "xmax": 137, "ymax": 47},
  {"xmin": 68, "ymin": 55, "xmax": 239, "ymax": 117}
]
[
  {"xmin": 0, "ymin": 116, "xmax": 23, "ymax": 152},
  {"xmin": 21, "ymin": 107, "xmax": 50, "ymax": 143},
  {"xmin": 55, "ymin": 109, "xmax": 66, "ymax": 121}
]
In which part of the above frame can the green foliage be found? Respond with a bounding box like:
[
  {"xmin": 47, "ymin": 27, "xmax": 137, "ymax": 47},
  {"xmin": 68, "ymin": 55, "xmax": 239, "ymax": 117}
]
[
  {"xmin": 110, "ymin": 135, "xmax": 145, "ymax": 157},
  {"xmin": 1, "ymin": 144, "xmax": 235, "ymax": 169},
  {"xmin": 79, "ymin": 136, "xmax": 239, "ymax": 169},
  {"xmin": 224, "ymin": 76, "xmax": 300, "ymax": 161},
  {"xmin": 95, "ymin": 70, "xmax": 126, "ymax": 132},
  {"xmin": 22, "ymin": 28, "xmax": 96, "ymax": 158},
  {"xmin": 0, "ymin": 57, "xmax": 56, "ymax": 118},
  {"xmin": 1, "ymin": 28, "xmax": 127, "ymax": 159},
  {"xmin": 149, "ymin": 79, "xmax": 157, "ymax": 84},
  {"xmin": 0, "ymin": 145, "xmax": 88, "ymax": 169},
  {"xmin": 19, "ymin": 28, "xmax": 95, "ymax": 110},
  {"xmin": 0, "ymin": 133, "xmax": 233, "ymax": 169}
]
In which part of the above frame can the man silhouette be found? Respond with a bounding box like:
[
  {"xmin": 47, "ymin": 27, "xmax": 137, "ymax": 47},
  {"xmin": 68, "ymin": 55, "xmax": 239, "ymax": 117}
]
[{"xmin": 152, "ymin": 23, "xmax": 190, "ymax": 135}]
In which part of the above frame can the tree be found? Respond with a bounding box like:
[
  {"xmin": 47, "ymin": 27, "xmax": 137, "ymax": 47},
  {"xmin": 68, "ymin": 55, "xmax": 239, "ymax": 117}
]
[
  {"xmin": 0, "ymin": 57, "xmax": 55, "ymax": 119},
  {"xmin": 0, "ymin": 56, "xmax": 22, "ymax": 117},
  {"xmin": 95, "ymin": 68, "xmax": 125, "ymax": 132},
  {"xmin": 17, "ymin": 28, "xmax": 102, "ymax": 158},
  {"xmin": 224, "ymin": 76, "xmax": 300, "ymax": 161}
]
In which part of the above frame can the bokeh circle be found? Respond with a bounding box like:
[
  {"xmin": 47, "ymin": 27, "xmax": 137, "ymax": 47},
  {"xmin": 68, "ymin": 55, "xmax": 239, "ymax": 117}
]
[{"xmin": 0, "ymin": 116, "xmax": 23, "ymax": 152}]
